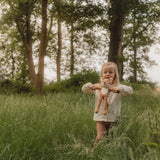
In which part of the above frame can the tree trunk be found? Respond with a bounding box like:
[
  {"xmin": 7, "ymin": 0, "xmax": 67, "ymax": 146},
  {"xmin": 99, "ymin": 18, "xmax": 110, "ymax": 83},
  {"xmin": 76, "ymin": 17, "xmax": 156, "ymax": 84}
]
[
  {"xmin": 56, "ymin": 15, "xmax": 62, "ymax": 82},
  {"xmin": 133, "ymin": 50, "xmax": 137, "ymax": 83},
  {"xmin": 119, "ymin": 46, "xmax": 124, "ymax": 80},
  {"xmin": 108, "ymin": 0, "xmax": 129, "ymax": 80},
  {"xmin": 70, "ymin": 22, "xmax": 74, "ymax": 76},
  {"xmin": 15, "ymin": 20, "xmax": 36, "ymax": 87},
  {"xmin": 108, "ymin": 13, "xmax": 126, "ymax": 80},
  {"xmin": 11, "ymin": 54, "xmax": 15, "ymax": 79},
  {"xmin": 25, "ymin": 46, "xmax": 36, "ymax": 87},
  {"xmin": 36, "ymin": 0, "xmax": 48, "ymax": 95},
  {"xmin": 133, "ymin": 34, "xmax": 137, "ymax": 83}
]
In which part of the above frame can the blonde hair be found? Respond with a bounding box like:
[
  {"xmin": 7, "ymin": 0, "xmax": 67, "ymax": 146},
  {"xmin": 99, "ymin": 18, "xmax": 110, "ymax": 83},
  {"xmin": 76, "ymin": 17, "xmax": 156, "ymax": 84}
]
[{"xmin": 100, "ymin": 62, "xmax": 120, "ymax": 86}]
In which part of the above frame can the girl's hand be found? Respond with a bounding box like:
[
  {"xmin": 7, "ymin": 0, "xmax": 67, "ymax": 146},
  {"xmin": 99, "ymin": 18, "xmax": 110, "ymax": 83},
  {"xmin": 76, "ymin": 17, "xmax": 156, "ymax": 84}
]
[
  {"xmin": 110, "ymin": 87, "xmax": 120, "ymax": 93},
  {"xmin": 90, "ymin": 84, "xmax": 100, "ymax": 90}
]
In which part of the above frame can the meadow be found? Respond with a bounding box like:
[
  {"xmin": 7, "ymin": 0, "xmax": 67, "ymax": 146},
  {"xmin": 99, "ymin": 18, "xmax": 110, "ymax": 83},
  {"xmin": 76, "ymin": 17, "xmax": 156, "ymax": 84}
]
[{"xmin": 0, "ymin": 89, "xmax": 160, "ymax": 160}]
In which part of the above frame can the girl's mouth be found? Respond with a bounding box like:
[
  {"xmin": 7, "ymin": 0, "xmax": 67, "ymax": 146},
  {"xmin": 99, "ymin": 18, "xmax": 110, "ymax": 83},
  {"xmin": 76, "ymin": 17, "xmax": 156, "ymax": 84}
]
[{"xmin": 105, "ymin": 77, "xmax": 112, "ymax": 80}]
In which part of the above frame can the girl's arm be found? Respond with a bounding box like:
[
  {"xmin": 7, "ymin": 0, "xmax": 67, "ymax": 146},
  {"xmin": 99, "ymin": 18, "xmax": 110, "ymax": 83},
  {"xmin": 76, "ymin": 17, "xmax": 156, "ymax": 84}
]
[
  {"xmin": 118, "ymin": 84, "xmax": 133, "ymax": 96},
  {"xmin": 82, "ymin": 82, "xmax": 96, "ymax": 94}
]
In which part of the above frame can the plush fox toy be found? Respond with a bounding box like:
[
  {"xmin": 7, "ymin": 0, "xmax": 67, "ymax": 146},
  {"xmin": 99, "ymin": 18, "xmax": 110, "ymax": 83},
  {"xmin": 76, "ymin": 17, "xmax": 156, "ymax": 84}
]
[{"xmin": 94, "ymin": 79, "xmax": 119, "ymax": 115}]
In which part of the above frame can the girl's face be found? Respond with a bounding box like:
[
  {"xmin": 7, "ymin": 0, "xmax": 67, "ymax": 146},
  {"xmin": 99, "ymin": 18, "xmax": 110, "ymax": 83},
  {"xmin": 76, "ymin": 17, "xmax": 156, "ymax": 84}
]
[{"xmin": 102, "ymin": 66, "xmax": 115, "ymax": 80}]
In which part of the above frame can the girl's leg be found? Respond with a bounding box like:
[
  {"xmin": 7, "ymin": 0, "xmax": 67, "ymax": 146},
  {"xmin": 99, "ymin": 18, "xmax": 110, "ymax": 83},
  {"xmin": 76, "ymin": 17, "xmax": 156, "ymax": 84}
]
[
  {"xmin": 93, "ymin": 121, "xmax": 106, "ymax": 149},
  {"xmin": 96, "ymin": 121, "xmax": 106, "ymax": 140},
  {"xmin": 93, "ymin": 121, "xmax": 114, "ymax": 149}
]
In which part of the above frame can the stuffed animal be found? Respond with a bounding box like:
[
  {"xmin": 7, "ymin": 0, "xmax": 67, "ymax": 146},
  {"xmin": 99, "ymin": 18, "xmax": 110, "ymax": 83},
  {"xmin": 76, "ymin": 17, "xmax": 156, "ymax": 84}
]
[{"xmin": 94, "ymin": 79, "xmax": 119, "ymax": 115}]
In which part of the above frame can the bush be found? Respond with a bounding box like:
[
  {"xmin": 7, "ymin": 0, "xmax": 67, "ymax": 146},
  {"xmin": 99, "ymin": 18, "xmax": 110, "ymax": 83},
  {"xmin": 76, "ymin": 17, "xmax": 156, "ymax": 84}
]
[
  {"xmin": 121, "ymin": 81, "xmax": 155, "ymax": 90},
  {"xmin": 44, "ymin": 70, "xmax": 99, "ymax": 93},
  {"xmin": 0, "ymin": 79, "xmax": 32, "ymax": 94}
]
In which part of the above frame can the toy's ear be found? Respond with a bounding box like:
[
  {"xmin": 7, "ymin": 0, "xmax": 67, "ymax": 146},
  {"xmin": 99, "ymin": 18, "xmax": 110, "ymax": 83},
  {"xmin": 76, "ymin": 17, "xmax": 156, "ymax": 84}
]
[{"xmin": 101, "ymin": 81, "xmax": 110, "ymax": 88}]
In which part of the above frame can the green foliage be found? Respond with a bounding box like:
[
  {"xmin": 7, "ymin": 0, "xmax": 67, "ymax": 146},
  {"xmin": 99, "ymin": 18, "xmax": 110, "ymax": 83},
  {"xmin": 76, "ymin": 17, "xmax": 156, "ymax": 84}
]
[
  {"xmin": 0, "ymin": 79, "xmax": 32, "ymax": 94},
  {"xmin": 44, "ymin": 70, "xmax": 99, "ymax": 93},
  {"xmin": 1, "ymin": 0, "xmax": 160, "ymax": 91},
  {"xmin": 0, "ymin": 71, "xmax": 156, "ymax": 94},
  {"xmin": 123, "ymin": 0, "xmax": 160, "ymax": 82},
  {"xmin": 121, "ymin": 81, "xmax": 156, "ymax": 90},
  {"xmin": 0, "ymin": 2, "xmax": 34, "ymax": 83}
]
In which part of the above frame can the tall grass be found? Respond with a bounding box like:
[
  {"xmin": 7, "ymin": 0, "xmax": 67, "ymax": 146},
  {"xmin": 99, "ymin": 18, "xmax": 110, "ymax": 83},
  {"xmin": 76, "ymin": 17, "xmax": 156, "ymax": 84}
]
[
  {"xmin": 0, "ymin": 89, "xmax": 160, "ymax": 160},
  {"xmin": 95, "ymin": 90, "xmax": 160, "ymax": 160}
]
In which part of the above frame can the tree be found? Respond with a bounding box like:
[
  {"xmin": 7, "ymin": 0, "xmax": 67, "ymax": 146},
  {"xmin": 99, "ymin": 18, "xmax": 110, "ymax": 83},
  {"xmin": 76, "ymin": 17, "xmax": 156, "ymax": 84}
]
[
  {"xmin": 0, "ymin": 24, "xmax": 29, "ymax": 82},
  {"xmin": 57, "ymin": 2, "xmax": 62, "ymax": 82},
  {"xmin": 0, "ymin": 0, "xmax": 48, "ymax": 94},
  {"xmin": 14, "ymin": 1, "xmax": 38, "ymax": 87},
  {"xmin": 52, "ymin": 0, "xmax": 63, "ymax": 82},
  {"xmin": 107, "ymin": 0, "xmax": 133, "ymax": 79},
  {"xmin": 61, "ymin": 0, "xmax": 104, "ymax": 76},
  {"xmin": 36, "ymin": 0, "xmax": 48, "ymax": 94},
  {"xmin": 107, "ymin": 0, "xmax": 160, "ymax": 81},
  {"xmin": 122, "ymin": 1, "xmax": 160, "ymax": 82}
]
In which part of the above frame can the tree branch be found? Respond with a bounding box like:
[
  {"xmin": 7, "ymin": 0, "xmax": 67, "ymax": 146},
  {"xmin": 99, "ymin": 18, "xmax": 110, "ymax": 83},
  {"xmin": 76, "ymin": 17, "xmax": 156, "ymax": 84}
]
[{"xmin": 15, "ymin": 19, "xmax": 27, "ymax": 50}]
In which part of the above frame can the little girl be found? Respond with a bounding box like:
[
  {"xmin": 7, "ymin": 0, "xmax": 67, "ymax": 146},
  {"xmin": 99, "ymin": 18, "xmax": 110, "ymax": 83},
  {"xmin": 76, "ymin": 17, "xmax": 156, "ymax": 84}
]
[{"xmin": 82, "ymin": 62, "xmax": 133, "ymax": 148}]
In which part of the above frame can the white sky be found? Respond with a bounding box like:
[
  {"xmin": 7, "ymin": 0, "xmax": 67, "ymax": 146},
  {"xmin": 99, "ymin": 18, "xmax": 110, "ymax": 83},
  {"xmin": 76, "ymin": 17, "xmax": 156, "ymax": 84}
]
[{"xmin": 145, "ymin": 47, "xmax": 160, "ymax": 86}]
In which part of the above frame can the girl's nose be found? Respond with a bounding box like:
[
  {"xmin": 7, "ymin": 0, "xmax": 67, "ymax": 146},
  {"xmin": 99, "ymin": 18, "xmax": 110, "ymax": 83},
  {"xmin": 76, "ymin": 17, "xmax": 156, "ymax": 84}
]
[{"xmin": 106, "ymin": 72, "xmax": 109, "ymax": 75}]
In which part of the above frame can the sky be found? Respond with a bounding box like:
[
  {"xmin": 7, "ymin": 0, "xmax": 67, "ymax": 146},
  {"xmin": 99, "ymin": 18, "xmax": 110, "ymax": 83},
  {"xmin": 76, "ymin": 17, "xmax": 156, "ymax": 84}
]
[{"xmin": 145, "ymin": 47, "xmax": 160, "ymax": 86}]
